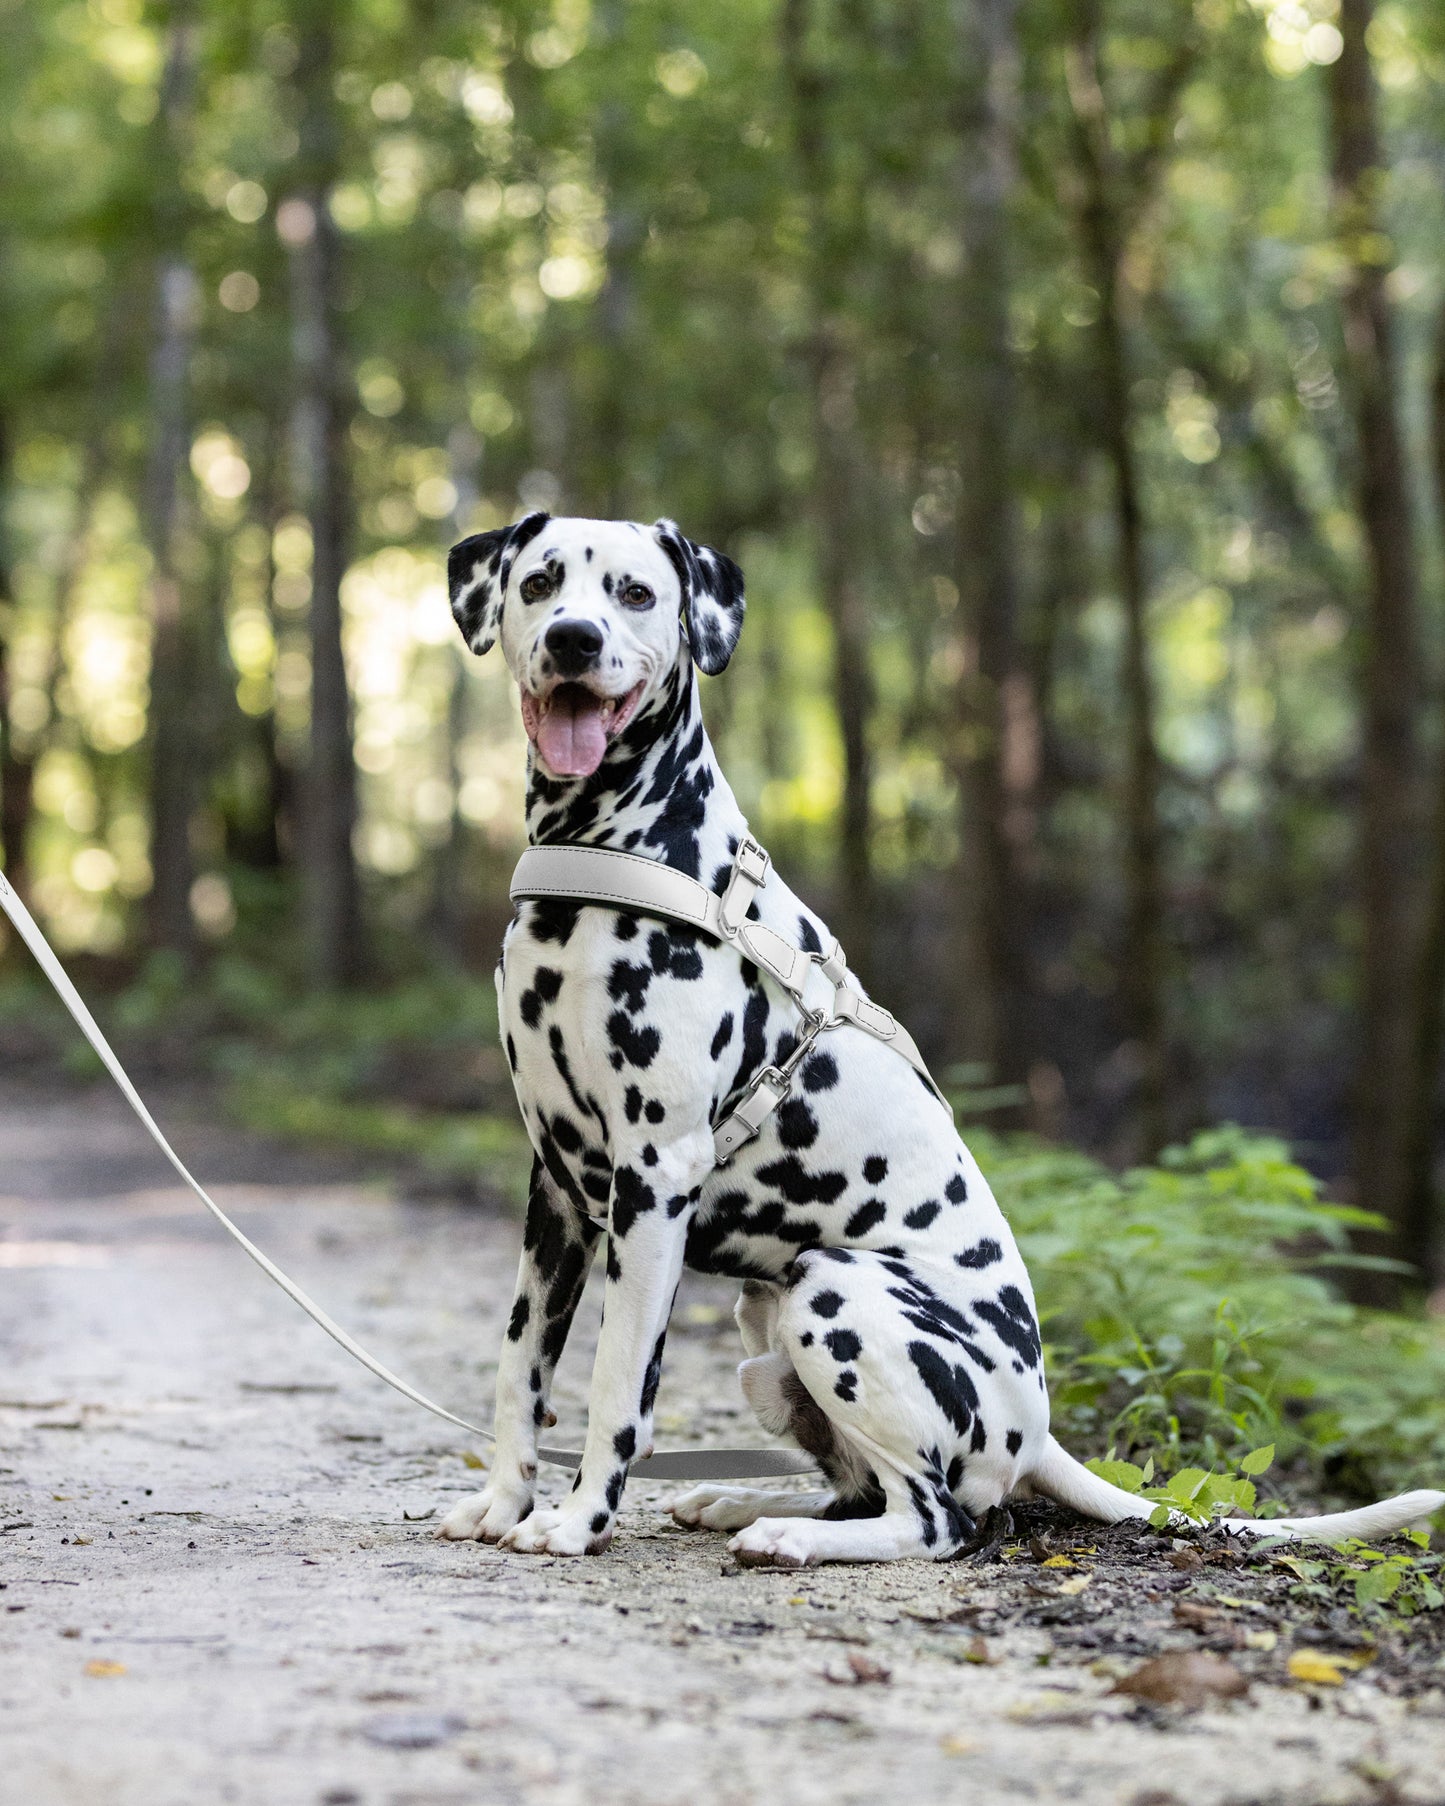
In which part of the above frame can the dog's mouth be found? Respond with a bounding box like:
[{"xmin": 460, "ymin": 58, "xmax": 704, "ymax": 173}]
[{"xmin": 520, "ymin": 681, "xmax": 646, "ymax": 778}]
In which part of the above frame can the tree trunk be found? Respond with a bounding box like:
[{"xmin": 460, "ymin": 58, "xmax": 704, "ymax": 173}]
[
  {"xmin": 285, "ymin": 0, "xmax": 362, "ymax": 988},
  {"xmin": 952, "ymin": 0, "xmax": 1031, "ymax": 1092},
  {"xmin": 590, "ymin": 0, "xmax": 642, "ymax": 521},
  {"xmin": 1399, "ymin": 299, "xmax": 1445, "ymax": 1291},
  {"xmin": 1329, "ymin": 0, "xmax": 1422, "ymax": 1294},
  {"xmin": 781, "ymin": 0, "xmax": 875, "ymax": 972},
  {"xmin": 143, "ymin": 8, "xmax": 200, "ymax": 958},
  {"xmin": 1066, "ymin": 20, "xmax": 1168, "ymax": 1157},
  {"xmin": 0, "ymin": 411, "xmax": 31, "ymax": 903}
]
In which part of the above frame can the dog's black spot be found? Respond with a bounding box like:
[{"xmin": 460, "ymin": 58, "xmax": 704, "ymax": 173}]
[
  {"xmin": 710, "ymin": 1012, "xmax": 735, "ymax": 1059},
  {"xmin": 608, "ymin": 960, "xmax": 652, "ymax": 1014},
  {"xmin": 863, "ymin": 1155, "xmax": 888, "ymax": 1184},
  {"xmin": 946, "ymin": 1454, "xmax": 964, "ymax": 1491},
  {"xmin": 624, "ymin": 1086, "xmax": 643, "ymax": 1123},
  {"xmin": 810, "ymin": 1289, "xmax": 844, "ymax": 1319},
  {"xmin": 611, "ymin": 1165, "xmax": 656, "ymax": 1239},
  {"xmin": 519, "ymin": 965, "xmax": 563, "ymax": 1029},
  {"xmin": 645, "ymin": 1099, "xmax": 666, "ymax": 1124},
  {"xmin": 844, "ymin": 1199, "xmax": 887, "ymax": 1238},
  {"xmin": 1006, "ymin": 1429, "xmax": 1023, "ymax": 1455},
  {"xmin": 907, "ymin": 1340, "xmax": 980, "ymax": 1436},
  {"xmin": 974, "ymin": 1285, "xmax": 1042, "ymax": 1370},
  {"xmin": 825, "ymin": 1328, "xmax": 862, "ymax": 1363},
  {"xmin": 904, "ymin": 1200, "xmax": 940, "ymax": 1231},
  {"xmin": 615, "ymin": 913, "xmax": 639, "ymax": 942},
  {"xmin": 605, "ymin": 1468, "xmax": 625, "ymax": 1511},
  {"xmin": 798, "ymin": 1330, "xmax": 814, "ymax": 1347},
  {"xmin": 614, "ymin": 1426, "xmax": 637, "ymax": 1462},
  {"xmin": 607, "ymin": 1010, "xmax": 661, "ymax": 1069},
  {"xmin": 591, "ymin": 1511, "xmax": 608, "ymax": 1534},
  {"xmin": 640, "ymin": 1330, "xmax": 667, "ymax": 1415},
  {"xmin": 527, "ymin": 899, "xmax": 581, "ymax": 945},
  {"xmin": 955, "ymin": 1238, "xmax": 1002, "ymax": 1270},
  {"xmin": 834, "ymin": 1370, "xmax": 858, "ymax": 1402},
  {"xmin": 507, "ymin": 1295, "xmax": 531, "ymax": 1341},
  {"xmin": 777, "ymin": 1098, "xmax": 819, "ymax": 1149},
  {"xmin": 797, "ymin": 915, "xmax": 823, "ymax": 954},
  {"xmin": 756, "ymin": 1155, "xmax": 848, "ymax": 1206},
  {"xmin": 945, "ymin": 1173, "xmax": 968, "ymax": 1205},
  {"xmin": 506, "ymin": 1034, "xmax": 518, "ymax": 1072},
  {"xmin": 800, "ymin": 1052, "xmax": 839, "ymax": 1093},
  {"xmin": 642, "ymin": 1143, "xmax": 657, "ymax": 1166}
]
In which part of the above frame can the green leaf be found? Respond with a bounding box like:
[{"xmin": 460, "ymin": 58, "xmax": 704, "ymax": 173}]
[
  {"xmin": 1084, "ymin": 1458, "xmax": 1144, "ymax": 1493},
  {"xmin": 1147, "ymin": 1504, "xmax": 1172, "ymax": 1529},
  {"xmin": 1167, "ymin": 1467, "xmax": 1211, "ymax": 1503},
  {"xmin": 1355, "ymin": 1566, "xmax": 1402, "ymax": 1607},
  {"xmin": 1239, "ymin": 1445, "xmax": 1275, "ymax": 1476}
]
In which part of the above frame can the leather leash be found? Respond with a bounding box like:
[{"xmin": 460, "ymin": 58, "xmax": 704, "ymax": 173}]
[{"xmin": 0, "ymin": 863, "xmax": 814, "ymax": 1481}]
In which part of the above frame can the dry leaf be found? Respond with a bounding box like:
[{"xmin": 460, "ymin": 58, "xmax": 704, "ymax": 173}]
[
  {"xmin": 1007, "ymin": 1689, "xmax": 1096, "ymax": 1725},
  {"xmin": 71, "ymin": 1534, "xmax": 93, "ymax": 1547},
  {"xmin": 1041, "ymin": 1554, "xmax": 1076, "ymax": 1570},
  {"xmin": 1113, "ymin": 1651, "xmax": 1248, "ymax": 1710},
  {"xmin": 1166, "ymin": 1547, "xmax": 1205, "ymax": 1573},
  {"xmin": 461, "ymin": 1450, "xmax": 486, "ymax": 1470},
  {"xmin": 1287, "ymin": 1649, "xmax": 1362, "ymax": 1686},
  {"xmin": 1058, "ymin": 1573, "xmax": 1092, "ymax": 1596},
  {"xmin": 1244, "ymin": 1629, "xmax": 1278, "ymax": 1653},
  {"xmin": 84, "ymin": 1660, "xmax": 126, "ymax": 1679},
  {"xmin": 845, "ymin": 1651, "xmax": 891, "ymax": 1685},
  {"xmin": 940, "ymin": 1734, "xmax": 979, "ymax": 1756}
]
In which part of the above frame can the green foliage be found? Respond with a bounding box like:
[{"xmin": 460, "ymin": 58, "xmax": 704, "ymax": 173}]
[
  {"xmin": 1268, "ymin": 1535, "xmax": 1445, "ymax": 1622},
  {"xmin": 977, "ymin": 1126, "xmax": 1445, "ymax": 1498},
  {"xmin": 1084, "ymin": 1444, "xmax": 1273, "ymax": 1525}
]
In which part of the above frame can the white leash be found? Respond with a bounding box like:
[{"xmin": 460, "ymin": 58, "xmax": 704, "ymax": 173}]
[{"xmin": 0, "ymin": 865, "xmax": 814, "ymax": 1481}]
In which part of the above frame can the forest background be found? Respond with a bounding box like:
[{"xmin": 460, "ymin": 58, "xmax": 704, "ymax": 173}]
[{"xmin": 5, "ymin": 0, "xmax": 1445, "ymax": 1362}]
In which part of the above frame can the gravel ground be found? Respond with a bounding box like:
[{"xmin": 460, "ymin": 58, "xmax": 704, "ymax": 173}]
[{"xmin": 4, "ymin": 1076, "xmax": 1445, "ymax": 1806}]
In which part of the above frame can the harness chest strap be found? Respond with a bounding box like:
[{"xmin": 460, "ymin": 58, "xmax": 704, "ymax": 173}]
[{"xmin": 509, "ymin": 837, "xmax": 947, "ymax": 1167}]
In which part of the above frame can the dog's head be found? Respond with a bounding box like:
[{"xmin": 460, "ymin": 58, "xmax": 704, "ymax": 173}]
[{"xmin": 447, "ymin": 515, "xmax": 744, "ymax": 779}]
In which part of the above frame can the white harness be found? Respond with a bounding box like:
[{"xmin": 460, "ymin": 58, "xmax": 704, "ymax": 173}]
[{"xmin": 510, "ymin": 834, "xmax": 945, "ymax": 1186}]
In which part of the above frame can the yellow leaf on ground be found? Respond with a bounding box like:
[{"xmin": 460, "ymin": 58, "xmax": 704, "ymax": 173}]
[
  {"xmin": 461, "ymin": 1450, "xmax": 486, "ymax": 1470},
  {"xmin": 1059, "ymin": 1574, "xmax": 1092, "ymax": 1595},
  {"xmin": 1041, "ymin": 1554, "xmax": 1075, "ymax": 1569},
  {"xmin": 940, "ymin": 1735, "xmax": 979, "ymax": 1756},
  {"xmin": 1287, "ymin": 1650, "xmax": 1349, "ymax": 1686},
  {"xmin": 1244, "ymin": 1630, "xmax": 1278, "ymax": 1652},
  {"xmin": 84, "ymin": 1661, "xmax": 126, "ymax": 1678}
]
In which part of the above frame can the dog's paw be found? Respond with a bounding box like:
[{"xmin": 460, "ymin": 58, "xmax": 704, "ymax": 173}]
[
  {"xmin": 729, "ymin": 1519, "xmax": 818, "ymax": 1569},
  {"xmin": 434, "ymin": 1484, "xmax": 532, "ymax": 1543},
  {"xmin": 671, "ymin": 1486, "xmax": 763, "ymax": 1531},
  {"xmin": 499, "ymin": 1505, "xmax": 612, "ymax": 1557}
]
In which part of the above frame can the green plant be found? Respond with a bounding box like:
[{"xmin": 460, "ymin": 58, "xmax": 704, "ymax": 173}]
[
  {"xmin": 1085, "ymin": 1443, "xmax": 1278, "ymax": 1525},
  {"xmin": 1267, "ymin": 1534, "xmax": 1445, "ymax": 1621}
]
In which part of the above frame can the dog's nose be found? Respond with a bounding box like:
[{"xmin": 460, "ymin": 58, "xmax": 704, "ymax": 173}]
[{"xmin": 544, "ymin": 619, "xmax": 604, "ymax": 676}]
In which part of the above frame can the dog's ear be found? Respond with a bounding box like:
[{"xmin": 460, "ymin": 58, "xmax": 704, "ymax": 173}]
[
  {"xmin": 653, "ymin": 519, "xmax": 745, "ymax": 676},
  {"xmin": 447, "ymin": 512, "xmax": 550, "ymax": 655}
]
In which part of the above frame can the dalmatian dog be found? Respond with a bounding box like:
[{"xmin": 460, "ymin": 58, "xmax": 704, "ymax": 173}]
[{"xmin": 434, "ymin": 512, "xmax": 1444, "ymax": 1566}]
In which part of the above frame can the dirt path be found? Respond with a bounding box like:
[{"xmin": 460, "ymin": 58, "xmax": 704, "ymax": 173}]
[{"xmin": 3, "ymin": 1079, "xmax": 1444, "ymax": 1806}]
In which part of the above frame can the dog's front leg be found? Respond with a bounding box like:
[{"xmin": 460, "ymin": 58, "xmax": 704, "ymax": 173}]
[
  {"xmin": 500, "ymin": 1132, "xmax": 711, "ymax": 1556},
  {"xmin": 437, "ymin": 1157, "xmax": 599, "ymax": 1542}
]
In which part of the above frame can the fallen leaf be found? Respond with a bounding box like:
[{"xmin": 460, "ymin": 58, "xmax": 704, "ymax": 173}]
[
  {"xmin": 845, "ymin": 1651, "xmax": 890, "ymax": 1685},
  {"xmin": 84, "ymin": 1660, "xmax": 126, "ymax": 1678},
  {"xmin": 461, "ymin": 1450, "xmax": 486, "ymax": 1470},
  {"xmin": 1244, "ymin": 1629, "xmax": 1278, "ymax": 1653},
  {"xmin": 1041, "ymin": 1554, "xmax": 1076, "ymax": 1570},
  {"xmin": 787, "ymin": 1595, "xmax": 807, "ymax": 1606},
  {"xmin": 1113, "ymin": 1652, "xmax": 1248, "ymax": 1710},
  {"xmin": 71, "ymin": 1534, "xmax": 93, "ymax": 1547},
  {"xmin": 401, "ymin": 1507, "xmax": 435, "ymax": 1522},
  {"xmin": 1058, "ymin": 1574, "xmax": 1092, "ymax": 1596},
  {"xmin": 1287, "ymin": 1649, "xmax": 1369, "ymax": 1687},
  {"xmin": 1166, "ymin": 1547, "xmax": 1205, "ymax": 1573},
  {"xmin": 940, "ymin": 1734, "xmax": 979, "ymax": 1756}
]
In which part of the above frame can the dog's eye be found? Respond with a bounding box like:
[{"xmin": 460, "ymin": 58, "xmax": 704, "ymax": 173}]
[
  {"xmin": 520, "ymin": 570, "xmax": 553, "ymax": 602},
  {"xmin": 621, "ymin": 582, "xmax": 654, "ymax": 609}
]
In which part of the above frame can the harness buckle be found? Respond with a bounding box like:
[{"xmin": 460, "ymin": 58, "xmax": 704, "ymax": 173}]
[{"xmin": 733, "ymin": 835, "xmax": 770, "ymax": 885}]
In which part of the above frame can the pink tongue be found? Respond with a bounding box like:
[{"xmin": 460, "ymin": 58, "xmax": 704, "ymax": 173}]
[{"xmin": 536, "ymin": 688, "xmax": 608, "ymax": 777}]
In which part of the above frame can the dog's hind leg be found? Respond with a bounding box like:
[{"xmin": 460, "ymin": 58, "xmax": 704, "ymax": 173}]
[
  {"xmin": 727, "ymin": 1249, "xmax": 998, "ymax": 1566},
  {"xmin": 734, "ymin": 1279, "xmax": 783, "ymax": 1357},
  {"xmin": 671, "ymin": 1485, "xmax": 836, "ymax": 1531}
]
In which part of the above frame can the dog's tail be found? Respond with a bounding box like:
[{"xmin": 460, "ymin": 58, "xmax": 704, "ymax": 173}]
[{"xmin": 1028, "ymin": 1435, "xmax": 1444, "ymax": 1544}]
